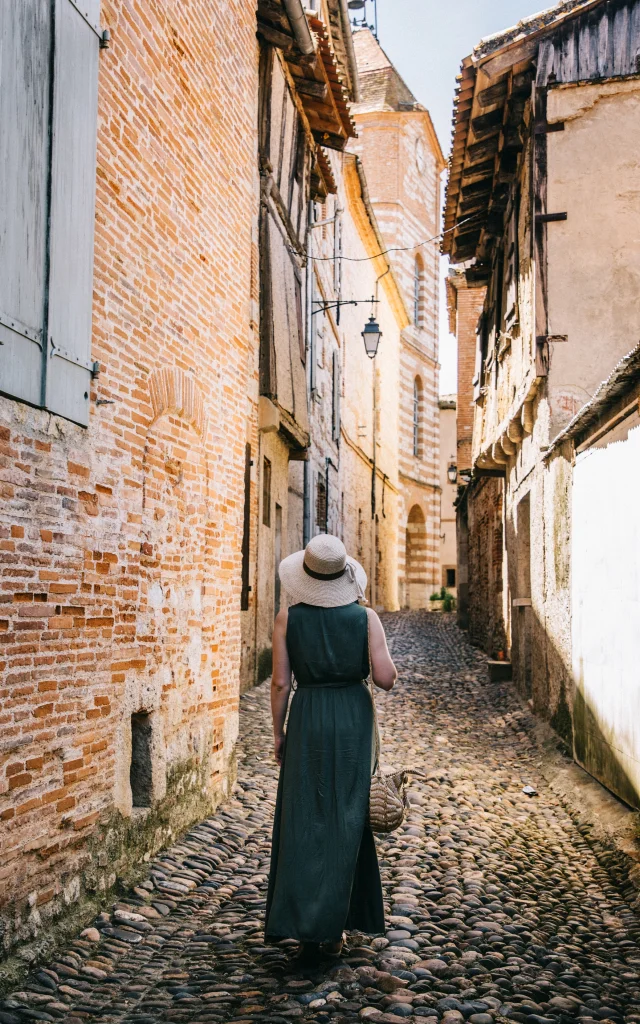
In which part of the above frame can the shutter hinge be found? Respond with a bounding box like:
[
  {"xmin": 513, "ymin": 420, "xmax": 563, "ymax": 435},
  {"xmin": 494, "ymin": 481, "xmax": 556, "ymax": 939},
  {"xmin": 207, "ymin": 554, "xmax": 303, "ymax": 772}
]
[
  {"xmin": 49, "ymin": 339, "xmax": 96, "ymax": 375},
  {"xmin": 67, "ymin": 0, "xmax": 109, "ymax": 46},
  {"xmin": 534, "ymin": 121, "xmax": 564, "ymax": 134},
  {"xmin": 535, "ymin": 212, "xmax": 567, "ymax": 224},
  {"xmin": 0, "ymin": 312, "xmax": 42, "ymax": 346},
  {"xmin": 536, "ymin": 335, "xmax": 568, "ymax": 344}
]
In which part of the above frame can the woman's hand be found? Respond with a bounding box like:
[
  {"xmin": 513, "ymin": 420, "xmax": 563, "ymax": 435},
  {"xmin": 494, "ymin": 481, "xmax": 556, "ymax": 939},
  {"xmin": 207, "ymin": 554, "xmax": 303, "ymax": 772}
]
[{"xmin": 274, "ymin": 732, "xmax": 285, "ymax": 765}]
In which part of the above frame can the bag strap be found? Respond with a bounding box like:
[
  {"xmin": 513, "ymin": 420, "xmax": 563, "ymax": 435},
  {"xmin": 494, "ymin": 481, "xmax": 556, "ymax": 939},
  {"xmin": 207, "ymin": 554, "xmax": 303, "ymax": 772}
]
[{"xmin": 366, "ymin": 610, "xmax": 381, "ymax": 775}]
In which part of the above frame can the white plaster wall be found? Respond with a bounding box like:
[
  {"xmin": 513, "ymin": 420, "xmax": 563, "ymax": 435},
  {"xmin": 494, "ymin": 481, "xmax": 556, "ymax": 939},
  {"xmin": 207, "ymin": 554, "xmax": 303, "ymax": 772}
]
[
  {"xmin": 547, "ymin": 80, "xmax": 640, "ymax": 432},
  {"xmin": 571, "ymin": 421, "xmax": 640, "ymax": 806}
]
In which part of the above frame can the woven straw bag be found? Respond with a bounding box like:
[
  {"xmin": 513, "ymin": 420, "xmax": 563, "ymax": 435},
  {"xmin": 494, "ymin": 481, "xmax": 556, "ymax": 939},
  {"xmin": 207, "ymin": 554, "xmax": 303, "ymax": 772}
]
[{"xmin": 365, "ymin": 616, "xmax": 422, "ymax": 834}]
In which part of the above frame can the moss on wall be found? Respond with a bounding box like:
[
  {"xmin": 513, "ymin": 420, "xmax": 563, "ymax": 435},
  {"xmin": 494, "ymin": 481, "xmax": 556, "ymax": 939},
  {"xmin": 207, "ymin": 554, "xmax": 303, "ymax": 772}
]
[
  {"xmin": 257, "ymin": 646, "xmax": 273, "ymax": 683},
  {"xmin": 0, "ymin": 747, "xmax": 236, "ymax": 994}
]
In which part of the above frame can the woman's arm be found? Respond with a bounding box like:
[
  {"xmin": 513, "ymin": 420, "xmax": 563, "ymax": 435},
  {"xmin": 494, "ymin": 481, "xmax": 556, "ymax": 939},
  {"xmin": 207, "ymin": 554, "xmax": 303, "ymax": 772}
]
[
  {"xmin": 271, "ymin": 608, "xmax": 292, "ymax": 764},
  {"xmin": 366, "ymin": 608, "xmax": 397, "ymax": 691}
]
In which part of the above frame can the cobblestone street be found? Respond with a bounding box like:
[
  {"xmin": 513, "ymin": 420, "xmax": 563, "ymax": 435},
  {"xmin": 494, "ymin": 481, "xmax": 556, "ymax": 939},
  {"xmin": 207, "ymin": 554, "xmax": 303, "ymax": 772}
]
[{"xmin": 3, "ymin": 613, "xmax": 640, "ymax": 1024}]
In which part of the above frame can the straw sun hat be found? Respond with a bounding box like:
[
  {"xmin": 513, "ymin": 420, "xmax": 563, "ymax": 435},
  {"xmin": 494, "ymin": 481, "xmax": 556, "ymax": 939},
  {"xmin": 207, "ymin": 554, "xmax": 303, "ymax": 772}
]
[{"xmin": 278, "ymin": 534, "xmax": 368, "ymax": 608}]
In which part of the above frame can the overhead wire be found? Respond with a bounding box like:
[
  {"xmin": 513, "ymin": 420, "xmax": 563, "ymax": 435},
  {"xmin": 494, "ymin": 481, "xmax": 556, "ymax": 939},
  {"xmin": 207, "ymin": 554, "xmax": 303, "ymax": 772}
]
[{"xmin": 289, "ymin": 214, "xmax": 480, "ymax": 263}]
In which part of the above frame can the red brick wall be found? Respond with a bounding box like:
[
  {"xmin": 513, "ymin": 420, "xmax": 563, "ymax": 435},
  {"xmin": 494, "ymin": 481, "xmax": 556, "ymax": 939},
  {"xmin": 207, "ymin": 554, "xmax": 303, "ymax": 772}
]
[
  {"xmin": 455, "ymin": 285, "xmax": 485, "ymax": 472},
  {"xmin": 0, "ymin": 0, "xmax": 258, "ymax": 961}
]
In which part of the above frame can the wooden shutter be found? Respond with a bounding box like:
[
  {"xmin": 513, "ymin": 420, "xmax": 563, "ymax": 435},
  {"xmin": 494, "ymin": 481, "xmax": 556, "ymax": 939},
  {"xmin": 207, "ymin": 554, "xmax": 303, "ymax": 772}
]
[
  {"xmin": 45, "ymin": 0, "xmax": 101, "ymax": 426},
  {"xmin": 503, "ymin": 192, "xmax": 519, "ymax": 329},
  {"xmin": 0, "ymin": 2, "xmax": 52, "ymax": 407},
  {"xmin": 333, "ymin": 210, "xmax": 342, "ymax": 296},
  {"xmin": 332, "ymin": 350, "xmax": 341, "ymax": 442}
]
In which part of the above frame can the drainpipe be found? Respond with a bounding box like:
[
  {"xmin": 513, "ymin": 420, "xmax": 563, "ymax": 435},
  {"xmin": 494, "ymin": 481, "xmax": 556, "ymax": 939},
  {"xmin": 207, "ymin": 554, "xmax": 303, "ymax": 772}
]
[
  {"xmin": 283, "ymin": 0, "xmax": 315, "ymax": 56},
  {"xmin": 338, "ymin": 0, "xmax": 361, "ymax": 102},
  {"xmin": 303, "ymin": 199, "xmax": 314, "ymax": 546}
]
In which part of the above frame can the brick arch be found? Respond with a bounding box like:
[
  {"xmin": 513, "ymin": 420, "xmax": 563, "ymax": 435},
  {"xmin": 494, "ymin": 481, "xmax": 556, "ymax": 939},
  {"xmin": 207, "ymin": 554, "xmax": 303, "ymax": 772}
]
[
  {"xmin": 148, "ymin": 366, "xmax": 207, "ymax": 439},
  {"xmin": 405, "ymin": 503, "xmax": 428, "ymax": 609}
]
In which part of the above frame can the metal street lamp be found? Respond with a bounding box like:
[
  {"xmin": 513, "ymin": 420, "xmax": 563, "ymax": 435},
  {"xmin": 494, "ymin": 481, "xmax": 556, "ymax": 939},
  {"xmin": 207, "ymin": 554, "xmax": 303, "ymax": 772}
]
[
  {"xmin": 447, "ymin": 462, "xmax": 458, "ymax": 485},
  {"xmin": 361, "ymin": 315, "xmax": 382, "ymax": 359}
]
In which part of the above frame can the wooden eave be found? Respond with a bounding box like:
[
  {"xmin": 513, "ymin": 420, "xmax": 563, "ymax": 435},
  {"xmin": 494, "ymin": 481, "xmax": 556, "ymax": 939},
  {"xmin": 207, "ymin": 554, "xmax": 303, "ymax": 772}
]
[
  {"xmin": 442, "ymin": 58, "xmax": 535, "ymax": 263},
  {"xmin": 442, "ymin": 0, "xmax": 612, "ymax": 264},
  {"xmin": 315, "ymin": 146, "xmax": 338, "ymax": 195},
  {"xmin": 286, "ymin": 14, "xmax": 356, "ymax": 151},
  {"xmin": 257, "ymin": 0, "xmax": 299, "ymax": 54}
]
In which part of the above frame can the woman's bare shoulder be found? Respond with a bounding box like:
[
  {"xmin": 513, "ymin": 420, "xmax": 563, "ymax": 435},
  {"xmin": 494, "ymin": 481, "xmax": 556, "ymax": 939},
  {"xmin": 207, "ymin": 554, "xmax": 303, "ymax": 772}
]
[{"xmin": 274, "ymin": 607, "xmax": 289, "ymax": 630}]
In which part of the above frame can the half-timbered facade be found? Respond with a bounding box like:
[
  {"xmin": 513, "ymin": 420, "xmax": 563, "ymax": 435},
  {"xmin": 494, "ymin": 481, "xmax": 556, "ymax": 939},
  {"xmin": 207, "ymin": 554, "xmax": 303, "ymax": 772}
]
[
  {"xmin": 250, "ymin": 0, "xmax": 357, "ymax": 674},
  {"xmin": 447, "ymin": 0, "xmax": 640, "ymax": 782}
]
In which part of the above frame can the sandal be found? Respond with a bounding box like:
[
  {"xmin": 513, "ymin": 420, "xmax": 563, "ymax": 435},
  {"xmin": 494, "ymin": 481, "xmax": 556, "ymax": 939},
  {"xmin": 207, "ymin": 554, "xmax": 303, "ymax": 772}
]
[
  {"xmin": 321, "ymin": 933, "xmax": 345, "ymax": 957},
  {"xmin": 296, "ymin": 941, "xmax": 321, "ymax": 964}
]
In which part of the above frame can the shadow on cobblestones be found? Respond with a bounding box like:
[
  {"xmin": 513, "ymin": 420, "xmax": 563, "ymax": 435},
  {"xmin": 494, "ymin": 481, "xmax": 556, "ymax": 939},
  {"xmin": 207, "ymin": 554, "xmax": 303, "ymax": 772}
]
[{"xmin": 2, "ymin": 613, "xmax": 640, "ymax": 1024}]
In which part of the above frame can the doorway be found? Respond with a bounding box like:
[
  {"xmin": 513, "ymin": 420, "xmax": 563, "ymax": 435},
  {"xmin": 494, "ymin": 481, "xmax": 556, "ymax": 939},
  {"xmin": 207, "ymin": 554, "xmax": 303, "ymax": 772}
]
[{"xmin": 514, "ymin": 492, "xmax": 532, "ymax": 696}]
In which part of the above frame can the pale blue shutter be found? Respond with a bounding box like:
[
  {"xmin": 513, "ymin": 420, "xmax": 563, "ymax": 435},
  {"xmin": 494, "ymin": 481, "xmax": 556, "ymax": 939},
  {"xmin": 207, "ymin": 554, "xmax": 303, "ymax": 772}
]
[
  {"xmin": 45, "ymin": 0, "xmax": 101, "ymax": 426},
  {"xmin": 0, "ymin": 2, "xmax": 51, "ymax": 406}
]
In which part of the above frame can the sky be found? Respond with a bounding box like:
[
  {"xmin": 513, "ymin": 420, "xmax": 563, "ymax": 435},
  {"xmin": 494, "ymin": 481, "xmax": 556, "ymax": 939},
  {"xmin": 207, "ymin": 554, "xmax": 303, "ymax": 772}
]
[{"xmin": 359, "ymin": 0, "xmax": 553, "ymax": 393}]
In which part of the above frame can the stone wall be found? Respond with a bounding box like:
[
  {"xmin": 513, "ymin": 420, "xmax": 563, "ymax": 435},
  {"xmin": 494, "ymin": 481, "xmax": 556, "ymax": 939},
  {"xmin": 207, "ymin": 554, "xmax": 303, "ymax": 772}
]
[
  {"xmin": 467, "ymin": 477, "xmax": 507, "ymax": 658},
  {"xmin": 0, "ymin": 0, "xmax": 258, "ymax": 971}
]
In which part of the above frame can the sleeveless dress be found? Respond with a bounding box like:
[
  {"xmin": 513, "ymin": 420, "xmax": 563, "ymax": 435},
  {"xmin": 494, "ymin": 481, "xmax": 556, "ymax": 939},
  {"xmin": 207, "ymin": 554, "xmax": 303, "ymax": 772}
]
[{"xmin": 265, "ymin": 601, "xmax": 385, "ymax": 944}]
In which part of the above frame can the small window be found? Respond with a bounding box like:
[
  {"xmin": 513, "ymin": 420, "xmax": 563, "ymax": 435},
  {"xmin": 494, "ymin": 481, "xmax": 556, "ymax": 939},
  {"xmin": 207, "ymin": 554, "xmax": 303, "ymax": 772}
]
[
  {"xmin": 413, "ymin": 256, "xmax": 423, "ymax": 327},
  {"xmin": 262, "ymin": 456, "xmax": 272, "ymax": 527},
  {"xmin": 130, "ymin": 713, "xmax": 152, "ymax": 808},
  {"xmin": 446, "ymin": 568, "xmax": 456, "ymax": 589},
  {"xmin": 413, "ymin": 378, "xmax": 421, "ymax": 457}
]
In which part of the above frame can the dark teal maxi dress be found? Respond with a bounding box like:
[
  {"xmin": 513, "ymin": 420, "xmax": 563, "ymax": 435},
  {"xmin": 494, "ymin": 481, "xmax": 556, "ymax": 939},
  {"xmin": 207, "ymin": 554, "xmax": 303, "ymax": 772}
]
[{"xmin": 265, "ymin": 601, "xmax": 385, "ymax": 944}]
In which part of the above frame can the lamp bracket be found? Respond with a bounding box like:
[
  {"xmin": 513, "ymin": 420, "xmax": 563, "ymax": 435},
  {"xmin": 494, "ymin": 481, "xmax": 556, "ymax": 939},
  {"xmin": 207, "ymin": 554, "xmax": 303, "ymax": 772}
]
[{"xmin": 312, "ymin": 298, "xmax": 379, "ymax": 316}]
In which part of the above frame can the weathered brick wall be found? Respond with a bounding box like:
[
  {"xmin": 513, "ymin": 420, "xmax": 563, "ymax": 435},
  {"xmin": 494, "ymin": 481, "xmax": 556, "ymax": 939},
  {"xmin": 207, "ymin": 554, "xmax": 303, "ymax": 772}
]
[
  {"xmin": 450, "ymin": 279, "xmax": 486, "ymax": 473},
  {"xmin": 467, "ymin": 477, "xmax": 507, "ymax": 657},
  {"xmin": 0, "ymin": 0, "xmax": 258, "ymax": 972}
]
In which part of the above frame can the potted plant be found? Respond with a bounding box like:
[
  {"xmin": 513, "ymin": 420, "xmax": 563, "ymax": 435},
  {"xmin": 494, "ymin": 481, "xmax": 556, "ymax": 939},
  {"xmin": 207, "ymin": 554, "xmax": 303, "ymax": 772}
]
[{"xmin": 429, "ymin": 586, "xmax": 456, "ymax": 612}]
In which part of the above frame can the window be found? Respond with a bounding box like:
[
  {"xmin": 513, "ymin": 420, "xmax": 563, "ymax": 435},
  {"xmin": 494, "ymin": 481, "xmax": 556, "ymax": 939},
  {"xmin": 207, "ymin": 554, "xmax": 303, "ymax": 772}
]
[
  {"xmin": 333, "ymin": 210, "xmax": 342, "ymax": 294},
  {"xmin": 262, "ymin": 456, "xmax": 272, "ymax": 527},
  {"xmin": 446, "ymin": 568, "xmax": 456, "ymax": 589},
  {"xmin": 316, "ymin": 473, "xmax": 327, "ymax": 533},
  {"xmin": 413, "ymin": 256, "xmax": 423, "ymax": 327},
  {"xmin": 130, "ymin": 712, "xmax": 153, "ymax": 808},
  {"xmin": 240, "ymin": 444, "xmax": 252, "ymax": 610},
  {"xmin": 0, "ymin": 0, "xmax": 102, "ymax": 426},
  {"xmin": 294, "ymin": 272, "xmax": 305, "ymax": 363},
  {"xmin": 413, "ymin": 378, "xmax": 421, "ymax": 457}
]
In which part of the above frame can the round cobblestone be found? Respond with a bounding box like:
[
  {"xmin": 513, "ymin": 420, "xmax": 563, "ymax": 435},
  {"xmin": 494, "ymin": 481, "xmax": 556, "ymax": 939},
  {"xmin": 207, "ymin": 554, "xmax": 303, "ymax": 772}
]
[{"xmin": 3, "ymin": 613, "xmax": 640, "ymax": 1023}]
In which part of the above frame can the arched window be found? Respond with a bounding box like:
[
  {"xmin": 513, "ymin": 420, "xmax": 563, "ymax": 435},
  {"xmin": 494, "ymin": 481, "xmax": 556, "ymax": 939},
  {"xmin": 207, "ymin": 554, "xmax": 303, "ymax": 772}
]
[
  {"xmin": 413, "ymin": 256, "xmax": 423, "ymax": 327},
  {"xmin": 413, "ymin": 377, "xmax": 421, "ymax": 457}
]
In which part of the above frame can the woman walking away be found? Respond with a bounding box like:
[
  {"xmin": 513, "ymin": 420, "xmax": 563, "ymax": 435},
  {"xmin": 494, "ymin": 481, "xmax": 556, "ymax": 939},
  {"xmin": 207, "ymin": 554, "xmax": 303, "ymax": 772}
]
[{"xmin": 264, "ymin": 534, "xmax": 397, "ymax": 961}]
